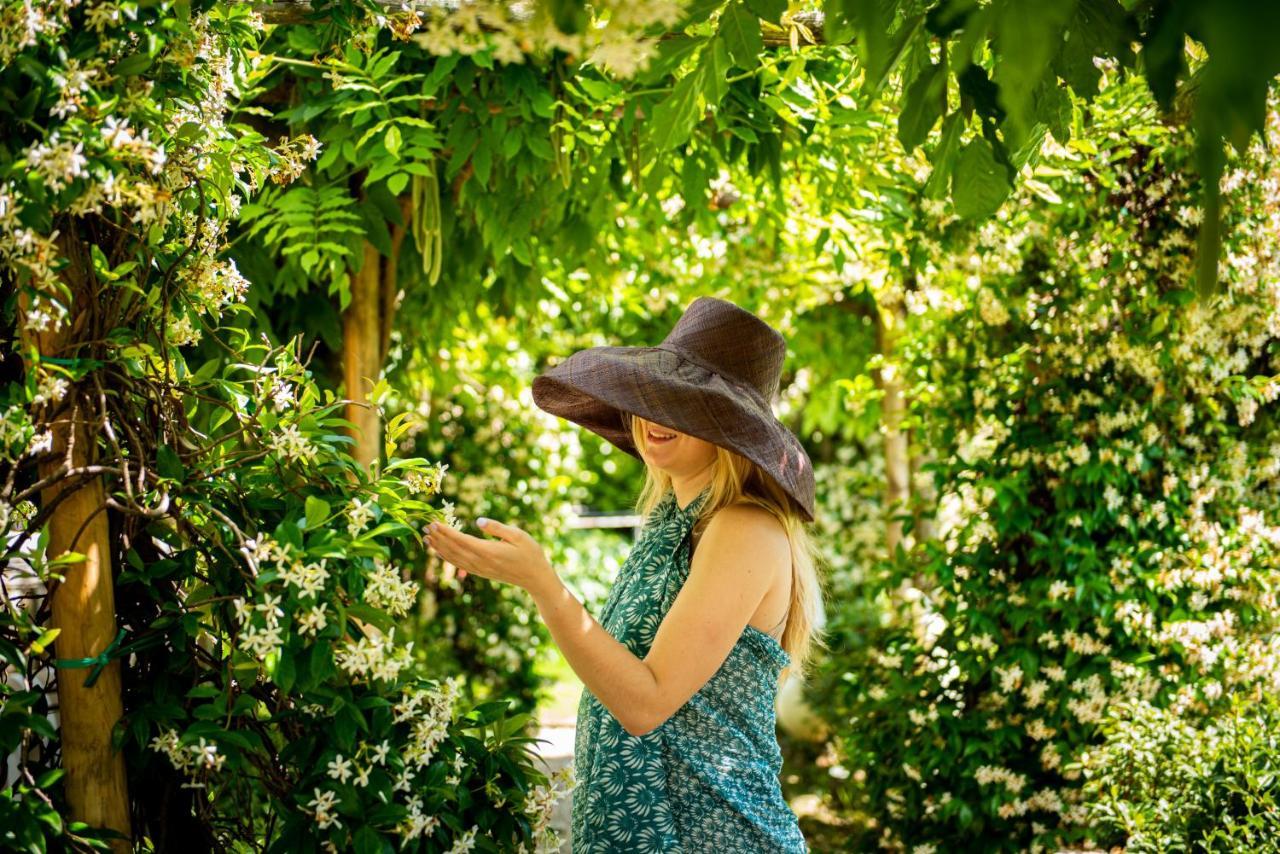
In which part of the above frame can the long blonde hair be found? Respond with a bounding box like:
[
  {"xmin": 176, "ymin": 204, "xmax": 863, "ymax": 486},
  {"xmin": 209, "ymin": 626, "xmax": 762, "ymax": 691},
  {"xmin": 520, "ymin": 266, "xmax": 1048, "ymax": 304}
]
[{"xmin": 623, "ymin": 411, "xmax": 829, "ymax": 683}]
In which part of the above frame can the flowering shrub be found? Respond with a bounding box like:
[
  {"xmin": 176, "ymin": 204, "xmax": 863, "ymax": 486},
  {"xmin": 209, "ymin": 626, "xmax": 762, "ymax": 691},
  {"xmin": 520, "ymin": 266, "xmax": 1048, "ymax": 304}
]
[
  {"xmin": 3, "ymin": 330, "xmax": 576, "ymax": 850},
  {"xmin": 814, "ymin": 73, "xmax": 1280, "ymax": 851},
  {"xmin": 0, "ymin": 1, "xmax": 574, "ymax": 848},
  {"xmin": 1081, "ymin": 692, "xmax": 1280, "ymax": 852},
  {"xmin": 389, "ymin": 331, "xmax": 594, "ymax": 714}
]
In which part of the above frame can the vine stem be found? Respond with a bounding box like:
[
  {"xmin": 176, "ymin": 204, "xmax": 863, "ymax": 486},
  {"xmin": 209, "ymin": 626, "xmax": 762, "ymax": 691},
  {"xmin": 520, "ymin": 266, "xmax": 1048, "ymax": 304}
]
[
  {"xmin": 625, "ymin": 55, "xmax": 787, "ymax": 100},
  {"xmin": 247, "ymin": 52, "xmax": 331, "ymax": 71}
]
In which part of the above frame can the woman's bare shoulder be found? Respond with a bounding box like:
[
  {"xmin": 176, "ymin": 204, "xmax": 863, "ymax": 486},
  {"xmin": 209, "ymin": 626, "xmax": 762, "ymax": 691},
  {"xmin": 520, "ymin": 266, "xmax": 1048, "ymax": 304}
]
[{"xmin": 699, "ymin": 501, "xmax": 789, "ymax": 556}]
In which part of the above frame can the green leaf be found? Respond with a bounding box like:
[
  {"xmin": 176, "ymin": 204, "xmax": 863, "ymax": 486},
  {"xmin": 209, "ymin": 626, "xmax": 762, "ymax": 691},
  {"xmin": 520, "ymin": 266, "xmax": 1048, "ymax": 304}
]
[
  {"xmin": 719, "ymin": 3, "xmax": 763, "ymax": 69},
  {"xmin": 834, "ymin": 3, "xmax": 923, "ymax": 97},
  {"xmin": 274, "ymin": 648, "xmax": 296, "ymax": 694},
  {"xmin": 384, "ymin": 124, "xmax": 402, "ymax": 157},
  {"xmin": 700, "ymin": 37, "xmax": 733, "ymax": 107},
  {"xmin": 992, "ymin": 0, "xmax": 1076, "ymax": 148},
  {"xmin": 1032, "ymin": 75, "xmax": 1073, "ymax": 144},
  {"xmin": 634, "ymin": 35, "xmax": 704, "ymax": 85},
  {"xmin": 157, "ymin": 443, "xmax": 184, "ymax": 481},
  {"xmin": 334, "ymin": 703, "xmax": 364, "ymax": 750},
  {"xmin": 113, "ymin": 53, "xmax": 152, "ymax": 77},
  {"xmin": 353, "ymin": 826, "xmax": 390, "ymax": 854},
  {"xmin": 1059, "ymin": 0, "xmax": 1134, "ymax": 100},
  {"xmin": 346, "ymin": 603, "xmax": 395, "ymax": 633},
  {"xmin": 924, "ymin": 111, "xmax": 965, "ymax": 199},
  {"xmin": 745, "ymin": 0, "xmax": 786, "ymax": 24},
  {"xmin": 421, "ymin": 54, "xmax": 462, "ymax": 97},
  {"xmin": 647, "ymin": 67, "xmax": 706, "ymax": 152},
  {"xmin": 952, "ymin": 136, "xmax": 1012, "ymax": 219},
  {"xmin": 1008, "ymin": 120, "xmax": 1048, "ymax": 171},
  {"xmin": 472, "ymin": 140, "xmax": 492, "ymax": 185},
  {"xmin": 27, "ymin": 628, "xmax": 59, "ymax": 656},
  {"xmin": 35, "ymin": 768, "xmax": 65, "ymax": 789},
  {"xmin": 897, "ymin": 61, "xmax": 946, "ymax": 151},
  {"xmin": 304, "ymin": 495, "xmax": 330, "ymax": 530}
]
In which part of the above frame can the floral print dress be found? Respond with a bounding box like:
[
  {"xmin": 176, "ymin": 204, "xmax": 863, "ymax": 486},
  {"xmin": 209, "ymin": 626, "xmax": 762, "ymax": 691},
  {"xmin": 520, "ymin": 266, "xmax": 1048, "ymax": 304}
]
[{"xmin": 570, "ymin": 484, "xmax": 808, "ymax": 853}]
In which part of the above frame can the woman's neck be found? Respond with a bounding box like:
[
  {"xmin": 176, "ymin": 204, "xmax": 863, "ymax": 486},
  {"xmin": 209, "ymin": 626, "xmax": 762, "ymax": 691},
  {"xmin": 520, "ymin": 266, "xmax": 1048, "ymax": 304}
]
[{"xmin": 669, "ymin": 469, "xmax": 714, "ymax": 512}]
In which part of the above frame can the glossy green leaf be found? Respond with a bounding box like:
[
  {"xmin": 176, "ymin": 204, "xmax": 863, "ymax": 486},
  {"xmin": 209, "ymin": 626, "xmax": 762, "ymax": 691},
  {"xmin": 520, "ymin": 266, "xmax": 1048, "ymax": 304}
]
[
  {"xmin": 897, "ymin": 61, "xmax": 946, "ymax": 151},
  {"xmin": 952, "ymin": 136, "xmax": 1012, "ymax": 219},
  {"xmin": 719, "ymin": 3, "xmax": 763, "ymax": 69}
]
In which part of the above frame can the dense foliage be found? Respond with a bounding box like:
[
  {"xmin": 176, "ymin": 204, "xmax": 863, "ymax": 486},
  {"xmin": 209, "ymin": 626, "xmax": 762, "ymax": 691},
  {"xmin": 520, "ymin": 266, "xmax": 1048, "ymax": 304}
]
[
  {"xmin": 1081, "ymin": 694, "xmax": 1280, "ymax": 852},
  {"xmin": 5, "ymin": 0, "xmax": 1280, "ymax": 849},
  {"xmin": 0, "ymin": 2, "xmax": 572, "ymax": 850},
  {"xmin": 816, "ymin": 73, "xmax": 1280, "ymax": 851}
]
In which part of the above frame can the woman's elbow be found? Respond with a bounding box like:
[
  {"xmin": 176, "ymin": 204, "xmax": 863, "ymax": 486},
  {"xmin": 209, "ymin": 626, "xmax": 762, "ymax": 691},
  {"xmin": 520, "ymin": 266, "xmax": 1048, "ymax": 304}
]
[{"xmin": 621, "ymin": 707, "xmax": 670, "ymax": 737}]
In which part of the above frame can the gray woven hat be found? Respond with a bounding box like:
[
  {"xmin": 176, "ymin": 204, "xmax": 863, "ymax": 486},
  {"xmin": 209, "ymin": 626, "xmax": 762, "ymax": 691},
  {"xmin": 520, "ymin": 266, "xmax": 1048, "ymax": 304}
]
[{"xmin": 531, "ymin": 296, "xmax": 816, "ymax": 522}]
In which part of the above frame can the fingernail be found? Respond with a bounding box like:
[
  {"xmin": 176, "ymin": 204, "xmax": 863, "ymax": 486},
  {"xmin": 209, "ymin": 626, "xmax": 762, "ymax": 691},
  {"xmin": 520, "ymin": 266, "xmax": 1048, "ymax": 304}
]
[
  {"xmin": 477, "ymin": 518, "xmax": 489, "ymax": 528},
  {"xmin": 429, "ymin": 522, "xmax": 439, "ymax": 532}
]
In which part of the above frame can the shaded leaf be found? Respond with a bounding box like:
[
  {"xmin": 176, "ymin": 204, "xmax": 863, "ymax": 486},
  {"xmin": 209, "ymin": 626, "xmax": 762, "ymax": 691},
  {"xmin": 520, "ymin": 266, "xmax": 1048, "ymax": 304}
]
[
  {"xmin": 952, "ymin": 136, "xmax": 1012, "ymax": 218},
  {"xmin": 719, "ymin": 3, "xmax": 763, "ymax": 69}
]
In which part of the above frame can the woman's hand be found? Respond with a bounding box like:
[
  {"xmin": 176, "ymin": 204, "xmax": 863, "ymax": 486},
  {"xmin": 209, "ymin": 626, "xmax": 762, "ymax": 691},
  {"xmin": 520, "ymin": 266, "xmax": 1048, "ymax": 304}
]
[{"xmin": 424, "ymin": 516, "xmax": 556, "ymax": 595}]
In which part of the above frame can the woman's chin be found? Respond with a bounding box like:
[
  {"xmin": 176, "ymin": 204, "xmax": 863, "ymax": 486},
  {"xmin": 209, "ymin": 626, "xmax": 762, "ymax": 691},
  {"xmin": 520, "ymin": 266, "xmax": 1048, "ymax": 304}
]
[{"xmin": 642, "ymin": 450, "xmax": 675, "ymax": 471}]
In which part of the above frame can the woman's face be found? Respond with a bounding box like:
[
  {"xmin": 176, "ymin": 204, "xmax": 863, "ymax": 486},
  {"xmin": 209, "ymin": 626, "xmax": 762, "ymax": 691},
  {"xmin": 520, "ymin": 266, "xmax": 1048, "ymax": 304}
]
[{"xmin": 634, "ymin": 415, "xmax": 717, "ymax": 479}]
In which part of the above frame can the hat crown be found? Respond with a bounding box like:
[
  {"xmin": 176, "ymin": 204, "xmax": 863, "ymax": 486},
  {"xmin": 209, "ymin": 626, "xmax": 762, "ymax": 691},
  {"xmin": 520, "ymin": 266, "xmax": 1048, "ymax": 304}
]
[{"xmin": 660, "ymin": 297, "xmax": 786, "ymax": 404}]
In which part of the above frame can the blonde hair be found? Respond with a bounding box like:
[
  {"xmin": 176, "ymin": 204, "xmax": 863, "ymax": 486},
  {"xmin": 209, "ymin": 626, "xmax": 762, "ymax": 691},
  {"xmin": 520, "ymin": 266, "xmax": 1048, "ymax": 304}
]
[{"xmin": 623, "ymin": 411, "xmax": 829, "ymax": 684}]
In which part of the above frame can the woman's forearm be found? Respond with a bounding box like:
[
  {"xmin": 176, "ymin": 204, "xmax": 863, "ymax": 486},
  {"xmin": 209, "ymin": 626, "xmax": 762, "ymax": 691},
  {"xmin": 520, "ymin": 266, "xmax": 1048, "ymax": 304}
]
[{"xmin": 528, "ymin": 574, "xmax": 660, "ymax": 735}]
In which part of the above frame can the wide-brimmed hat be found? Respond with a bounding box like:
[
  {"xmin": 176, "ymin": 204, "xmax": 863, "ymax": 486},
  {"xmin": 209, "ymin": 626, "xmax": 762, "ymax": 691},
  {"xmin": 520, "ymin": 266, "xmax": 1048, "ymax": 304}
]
[{"xmin": 531, "ymin": 296, "xmax": 816, "ymax": 522}]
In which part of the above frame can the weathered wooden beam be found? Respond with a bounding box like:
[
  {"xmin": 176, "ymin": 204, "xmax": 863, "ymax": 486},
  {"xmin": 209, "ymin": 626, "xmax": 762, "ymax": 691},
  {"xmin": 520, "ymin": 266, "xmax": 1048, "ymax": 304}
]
[
  {"xmin": 254, "ymin": 0, "xmax": 830, "ymax": 48},
  {"xmin": 763, "ymin": 11, "xmax": 825, "ymax": 47},
  {"xmin": 256, "ymin": 0, "xmax": 459, "ymax": 25}
]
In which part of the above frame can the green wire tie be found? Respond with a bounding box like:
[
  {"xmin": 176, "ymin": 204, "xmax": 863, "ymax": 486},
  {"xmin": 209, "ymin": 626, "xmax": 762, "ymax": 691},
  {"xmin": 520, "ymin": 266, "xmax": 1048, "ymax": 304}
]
[
  {"xmin": 53, "ymin": 627, "xmax": 166, "ymax": 688},
  {"xmin": 54, "ymin": 627, "xmax": 128, "ymax": 688},
  {"xmin": 35, "ymin": 355, "xmax": 104, "ymax": 372}
]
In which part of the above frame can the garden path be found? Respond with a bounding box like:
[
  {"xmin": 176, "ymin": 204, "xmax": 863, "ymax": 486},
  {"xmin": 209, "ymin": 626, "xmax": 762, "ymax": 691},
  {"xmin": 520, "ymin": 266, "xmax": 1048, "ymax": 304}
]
[{"xmin": 532, "ymin": 710, "xmax": 577, "ymax": 852}]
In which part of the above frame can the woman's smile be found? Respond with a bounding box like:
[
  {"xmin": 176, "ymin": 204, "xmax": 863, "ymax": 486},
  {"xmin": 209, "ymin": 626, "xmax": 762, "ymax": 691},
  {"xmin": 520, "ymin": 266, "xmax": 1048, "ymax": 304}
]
[{"xmin": 646, "ymin": 427, "xmax": 678, "ymax": 446}]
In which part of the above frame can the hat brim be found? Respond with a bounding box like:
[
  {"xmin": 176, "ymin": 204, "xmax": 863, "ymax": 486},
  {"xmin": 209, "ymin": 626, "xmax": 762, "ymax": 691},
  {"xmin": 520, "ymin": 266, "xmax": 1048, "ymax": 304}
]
[{"xmin": 531, "ymin": 344, "xmax": 816, "ymax": 522}]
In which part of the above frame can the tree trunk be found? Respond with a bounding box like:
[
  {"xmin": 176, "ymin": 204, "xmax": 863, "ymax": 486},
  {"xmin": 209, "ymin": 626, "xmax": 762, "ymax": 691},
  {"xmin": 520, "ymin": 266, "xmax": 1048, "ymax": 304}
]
[
  {"xmin": 875, "ymin": 302, "xmax": 910, "ymax": 554},
  {"xmin": 19, "ymin": 228, "xmax": 131, "ymax": 851}
]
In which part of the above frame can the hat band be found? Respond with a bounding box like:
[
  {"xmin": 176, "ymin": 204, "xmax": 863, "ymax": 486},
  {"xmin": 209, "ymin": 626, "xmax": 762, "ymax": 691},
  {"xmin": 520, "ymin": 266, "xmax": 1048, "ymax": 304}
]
[{"xmin": 656, "ymin": 344, "xmax": 774, "ymax": 413}]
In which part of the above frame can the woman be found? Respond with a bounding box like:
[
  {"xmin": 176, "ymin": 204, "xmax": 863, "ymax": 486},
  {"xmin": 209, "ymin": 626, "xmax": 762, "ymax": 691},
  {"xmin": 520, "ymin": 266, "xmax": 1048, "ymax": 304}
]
[{"xmin": 425, "ymin": 296, "xmax": 824, "ymax": 852}]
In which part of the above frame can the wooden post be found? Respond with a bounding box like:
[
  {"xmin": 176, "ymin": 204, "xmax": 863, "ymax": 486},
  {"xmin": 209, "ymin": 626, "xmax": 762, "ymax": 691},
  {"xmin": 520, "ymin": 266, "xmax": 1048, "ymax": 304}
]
[
  {"xmin": 18, "ymin": 228, "xmax": 131, "ymax": 850},
  {"xmin": 40, "ymin": 404, "xmax": 131, "ymax": 850},
  {"xmin": 343, "ymin": 240, "xmax": 384, "ymax": 472},
  {"xmin": 343, "ymin": 198, "xmax": 411, "ymax": 472},
  {"xmin": 875, "ymin": 301, "xmax": 910, "ymax": 555}
]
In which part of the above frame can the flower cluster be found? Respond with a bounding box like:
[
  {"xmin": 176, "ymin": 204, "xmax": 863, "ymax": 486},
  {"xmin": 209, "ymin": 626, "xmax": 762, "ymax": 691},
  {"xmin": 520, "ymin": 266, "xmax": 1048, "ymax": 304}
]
[
  {"xmin": 393, "ymin": 676, "xmax": 462, "ymax": 767},
  {"xmin": 269, "ymin": 134, "xmax": 322, "ymax": 185},
  {"xmin": 521, "ymin": 764, "xmax": 576, "ymax": 849},
  {"xmin": 335, "ymin": 627, "xmax": 415, "ymax": 684},
  {"xmin": 364, "ymin": 557, "xmax": 420, "ymax": 617},
  {"xmin": 405, "ymin": 461, "xmax": 449, "ymax": 495},
  {"xmin": 267, "ymin": 423, "xmax": 319, "ymax": 463},
  {"xmin": 148, "ymin": 729, "xmax": 226, "ymax": 788}
]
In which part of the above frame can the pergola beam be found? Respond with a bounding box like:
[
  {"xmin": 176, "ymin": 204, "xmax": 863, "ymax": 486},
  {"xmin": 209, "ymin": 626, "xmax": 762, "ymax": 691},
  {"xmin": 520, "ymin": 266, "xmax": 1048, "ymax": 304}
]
[{"xmin": 253, "ymin": 1, "xmax": 829, "ymax": 47}]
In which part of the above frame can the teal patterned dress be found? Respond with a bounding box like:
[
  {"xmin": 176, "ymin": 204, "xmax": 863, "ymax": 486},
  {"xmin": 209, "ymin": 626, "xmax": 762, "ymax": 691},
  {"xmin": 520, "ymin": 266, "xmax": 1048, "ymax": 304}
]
[{"xmin": 570, "ymin": 484, "xmax": 808, "ymax": 853}]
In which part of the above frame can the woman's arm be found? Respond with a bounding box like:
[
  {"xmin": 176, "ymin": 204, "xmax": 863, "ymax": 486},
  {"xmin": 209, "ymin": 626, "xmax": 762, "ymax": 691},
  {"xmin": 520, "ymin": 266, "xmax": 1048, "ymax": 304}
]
[{"xmin": 425, "ymin": 504, "xmax": 789, "ymax": 736}]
